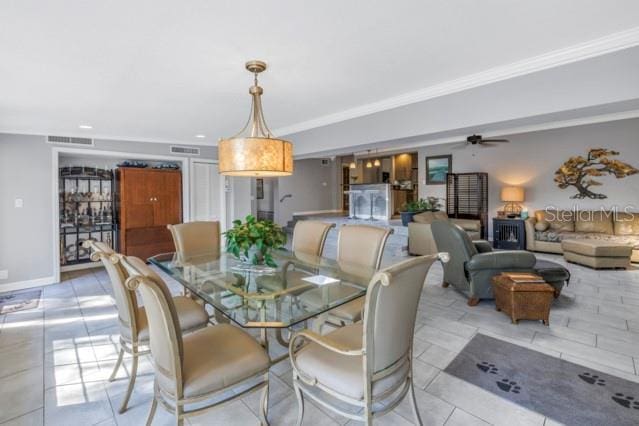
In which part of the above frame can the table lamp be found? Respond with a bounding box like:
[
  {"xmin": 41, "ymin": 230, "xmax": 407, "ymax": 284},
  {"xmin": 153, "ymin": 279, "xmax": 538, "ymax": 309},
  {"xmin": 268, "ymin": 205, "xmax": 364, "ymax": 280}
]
[{"xmin": 501, "ymin": 186, "xmax": 524, "ymax": 218}]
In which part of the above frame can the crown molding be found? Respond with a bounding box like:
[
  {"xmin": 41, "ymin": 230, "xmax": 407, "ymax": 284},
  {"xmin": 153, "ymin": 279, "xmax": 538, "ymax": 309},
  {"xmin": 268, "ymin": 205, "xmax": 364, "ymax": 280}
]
[{"xmin": 274, "ymin": 27, "xmax": 639, "ymax": 137}]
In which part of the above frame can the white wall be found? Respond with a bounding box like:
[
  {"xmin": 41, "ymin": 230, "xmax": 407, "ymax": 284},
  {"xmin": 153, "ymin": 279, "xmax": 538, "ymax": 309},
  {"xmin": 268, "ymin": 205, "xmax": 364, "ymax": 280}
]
[
  {"xmin": 275, "ymin": 158, "xmax": 338, "ymax": 225},
  {"xmin": 417, "ymin": 118, "xmax": 639, "ymax": 233},
  {"xmin": 0, "ymin": 133, "xmax": 221, "ymax": 289}
]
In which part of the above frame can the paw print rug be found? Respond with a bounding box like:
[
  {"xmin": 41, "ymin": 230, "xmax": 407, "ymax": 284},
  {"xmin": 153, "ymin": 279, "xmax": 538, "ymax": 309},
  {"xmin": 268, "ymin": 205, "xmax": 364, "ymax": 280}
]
[{"xmin": 443, "ymin": 333, "xmax": 639, "ymax": 425}]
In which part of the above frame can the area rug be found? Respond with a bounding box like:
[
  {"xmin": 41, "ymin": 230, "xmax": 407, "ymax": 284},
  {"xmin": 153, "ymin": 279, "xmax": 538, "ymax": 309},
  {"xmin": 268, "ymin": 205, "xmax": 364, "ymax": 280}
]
[
  {"xmin": 0, "ymin": 290, "xmax": 42, "ymax": 314},
  {"xmin": 444, "ymin": 333, "xmax": 639, "ymax": 426}
]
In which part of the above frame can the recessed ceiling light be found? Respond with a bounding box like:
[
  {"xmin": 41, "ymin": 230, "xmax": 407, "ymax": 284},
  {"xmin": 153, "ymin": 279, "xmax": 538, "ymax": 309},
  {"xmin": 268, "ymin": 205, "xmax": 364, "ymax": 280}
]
[
  {"xmin": 78, "ymin": 124, "xmax": 93, "ymax": 129},
  {"xmin": 195, "ymin": 134, "xmax": 206, "ymax": 138}
]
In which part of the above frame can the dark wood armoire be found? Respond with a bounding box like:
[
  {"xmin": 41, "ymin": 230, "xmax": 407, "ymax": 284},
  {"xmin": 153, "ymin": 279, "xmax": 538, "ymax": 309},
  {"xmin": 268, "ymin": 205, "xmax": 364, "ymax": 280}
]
[
  {"xmin": 446, "ymin": 172, "xmax": 488, "ymax": 239},
  {"xmin": 116, "ymin": 168, "xmax": 182, "ymax": 259}
]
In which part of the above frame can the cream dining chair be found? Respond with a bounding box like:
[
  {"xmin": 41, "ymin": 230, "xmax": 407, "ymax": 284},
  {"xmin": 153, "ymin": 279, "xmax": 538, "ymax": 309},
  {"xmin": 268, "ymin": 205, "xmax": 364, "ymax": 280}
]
[
  {"xmin": 258, "ymin": 220, "xmax": 336, "ymax": 294},
  {"xmin": 167, "ymin": 221, "xmax": 221, "ymax": 264},
  {"xmin": 84, "ymin": 240, "xmax": 209, "ymax": 414},
  {"xmin": 300, "ymin": 225, "xmax": 393, "ymax": 331},
  {"xmin": 289, "ymin": 253, "xmax": 445, "ymax": 425},
  {"xmin": 120, "ymin": 255, "xmax": 271, "ymax": 426}
]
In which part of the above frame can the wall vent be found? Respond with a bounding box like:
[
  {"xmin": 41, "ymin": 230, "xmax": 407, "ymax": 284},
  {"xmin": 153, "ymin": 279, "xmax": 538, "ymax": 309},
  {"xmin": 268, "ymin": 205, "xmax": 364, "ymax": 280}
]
[
  {"xmin": 47, "ymin": 135, "xmax": 94, "ymax": 146},
  {"xmin": 170, "ymin": 145, "xmax": 200, "ymax": 155},
  {"xmin": 320, "ymin": 158, "xmax": 331, "ymax": 167}
]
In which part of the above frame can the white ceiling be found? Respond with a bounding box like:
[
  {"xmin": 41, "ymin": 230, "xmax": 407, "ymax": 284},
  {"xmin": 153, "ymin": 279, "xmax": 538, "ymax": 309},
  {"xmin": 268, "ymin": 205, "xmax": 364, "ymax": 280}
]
[{"xmin": 1, "ymin": 0, "xmax": 639, "ymax": 148}]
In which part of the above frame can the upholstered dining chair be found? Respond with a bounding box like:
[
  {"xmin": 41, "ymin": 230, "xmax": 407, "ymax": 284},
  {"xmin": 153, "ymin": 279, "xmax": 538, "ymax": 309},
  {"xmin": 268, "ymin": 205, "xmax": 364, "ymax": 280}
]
[
  {"xmin": 84, "ymin": 240, "xmax": 209, "ymax": 414},
  {"xmin": 325, "ymin": 224, "xmax": 393, "ymax": 326},
  {"xmin": 259, "ymin": 220, "xmax": 335, "ymax": 293},
  {"xmin": 119, "ymin": 255, "xmax": 271, "ymax": 426},
  {"xmin": 289, "ymin": 254, "xmax": 444, "ymax": 425},
  {"xmin": 167, "ymin": 221, "xmax": 221, "ymax": 264}
]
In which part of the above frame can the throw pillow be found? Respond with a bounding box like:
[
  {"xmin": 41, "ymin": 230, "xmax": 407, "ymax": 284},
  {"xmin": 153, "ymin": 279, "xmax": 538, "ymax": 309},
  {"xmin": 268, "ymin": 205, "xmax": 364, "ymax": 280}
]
[{"xmin": 535, "ymin": 220, "xmax": 550, "ymax": 232}]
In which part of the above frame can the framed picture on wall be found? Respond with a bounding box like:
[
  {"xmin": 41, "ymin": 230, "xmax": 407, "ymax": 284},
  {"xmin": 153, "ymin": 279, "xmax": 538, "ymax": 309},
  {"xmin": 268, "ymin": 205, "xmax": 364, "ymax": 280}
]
[
  {"xmin": 256, "ymin": 178, "xmax": 264, "ymax": 199},
  {"xmin": 426, "ymin": 155, "xmax": 452, "ymax": 185}
]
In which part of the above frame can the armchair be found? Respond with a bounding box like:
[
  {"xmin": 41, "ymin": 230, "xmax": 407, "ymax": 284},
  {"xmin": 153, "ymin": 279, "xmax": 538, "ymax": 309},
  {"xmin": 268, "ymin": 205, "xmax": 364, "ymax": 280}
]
[
  {"xmin": 289, "ymin": 254, "xmax": 442, "ymax": 425},
  {"xmin": 431, "ymin": 220, "xmax": 536, "ymax": 306}
]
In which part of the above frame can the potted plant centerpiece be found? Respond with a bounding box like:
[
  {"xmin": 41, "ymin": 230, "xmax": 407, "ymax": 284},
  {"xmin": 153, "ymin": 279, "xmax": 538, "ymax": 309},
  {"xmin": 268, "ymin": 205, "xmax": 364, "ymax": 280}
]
[
  {"xmin": 399, "ymin": 197, "xmax": 443, "ymax": 226},
  {"xmin": 224, "ymin": 215, "xmax": 287, "ymax": 268}
]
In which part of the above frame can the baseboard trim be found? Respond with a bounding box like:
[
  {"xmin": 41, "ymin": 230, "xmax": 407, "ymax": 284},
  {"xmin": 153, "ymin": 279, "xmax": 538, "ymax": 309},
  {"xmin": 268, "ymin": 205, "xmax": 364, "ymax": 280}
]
[
  {"xmin": 60, "ymin": 262, "xmax": 102, "ymax": 273},
  {"xmin": 0, "ymin": 276, "xmax": 57, "ymax": 293}
]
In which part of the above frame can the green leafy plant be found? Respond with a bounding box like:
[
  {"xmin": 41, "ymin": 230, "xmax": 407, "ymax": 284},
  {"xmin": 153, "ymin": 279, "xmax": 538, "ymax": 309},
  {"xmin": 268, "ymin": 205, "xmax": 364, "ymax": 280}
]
[
  {"xmin": 223, "ymin": 215, "xmax": 287, "ymax": 267},
  {"xmin": 401, "ymin": 197, "xmax": 443, "ymax": 212}
]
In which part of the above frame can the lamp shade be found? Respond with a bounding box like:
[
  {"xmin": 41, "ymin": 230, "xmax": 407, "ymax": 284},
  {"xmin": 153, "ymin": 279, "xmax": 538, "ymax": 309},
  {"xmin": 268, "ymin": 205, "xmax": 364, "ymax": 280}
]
[
  {"xmin": 218, "ymin": 137, "xmax": 293, "ymax": 177},
  {"xmin": 500, "ymin": 186, "xmax": 524, "ymax": 202}
]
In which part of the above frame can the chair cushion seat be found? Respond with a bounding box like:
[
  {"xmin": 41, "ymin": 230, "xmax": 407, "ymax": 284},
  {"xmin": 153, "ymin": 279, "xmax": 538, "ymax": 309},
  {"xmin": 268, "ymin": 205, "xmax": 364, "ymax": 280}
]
[
  {"xmin": 180, "ymin": 324, "xmax": 270, "ymax": 398},
  {"xmin": 256, "ymin": 270, "xmax": 314, "ymax": 295},
  {"xmin": 130, "ymin": 296, "xmax": 208, "ymax": 342},
  {"xmin": 295, "ymin": 324, "xmax": 408, "ymax": 400}
]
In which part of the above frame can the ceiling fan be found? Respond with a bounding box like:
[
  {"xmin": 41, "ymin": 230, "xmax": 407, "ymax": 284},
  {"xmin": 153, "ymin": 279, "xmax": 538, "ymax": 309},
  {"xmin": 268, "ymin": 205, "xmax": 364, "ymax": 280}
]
[{"xmin": 453, "ymin": 134, "xmax": 510, "ymax": 149}]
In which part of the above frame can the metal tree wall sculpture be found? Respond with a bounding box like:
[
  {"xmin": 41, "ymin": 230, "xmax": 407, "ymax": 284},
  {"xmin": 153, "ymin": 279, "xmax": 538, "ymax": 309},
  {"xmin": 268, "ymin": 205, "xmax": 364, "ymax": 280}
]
[{"xmin": 554, "ymin": 148, "xmax": 638, "ymax": 199}]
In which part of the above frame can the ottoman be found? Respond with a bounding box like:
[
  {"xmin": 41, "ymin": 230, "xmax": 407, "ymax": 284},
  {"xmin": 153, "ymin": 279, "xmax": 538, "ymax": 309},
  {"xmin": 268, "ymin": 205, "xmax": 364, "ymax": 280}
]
[
  {"xmin": 561, "ymin": 239, "xmax": 632, "ymax": 269},
  {"xmin": 532, "ymin": 259, "xmax": 571, "ymax": 298}
]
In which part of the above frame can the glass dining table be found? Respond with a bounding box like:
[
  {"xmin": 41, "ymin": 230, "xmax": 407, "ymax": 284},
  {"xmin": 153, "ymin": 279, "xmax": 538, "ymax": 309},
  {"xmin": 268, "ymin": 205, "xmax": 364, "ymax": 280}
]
[{"xmin": 148, "ymin": 249, "xmax": 376, "ymax": 362}]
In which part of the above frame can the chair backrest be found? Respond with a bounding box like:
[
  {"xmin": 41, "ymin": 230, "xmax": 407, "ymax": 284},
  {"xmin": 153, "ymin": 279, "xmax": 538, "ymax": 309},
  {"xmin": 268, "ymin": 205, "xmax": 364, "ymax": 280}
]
[
  {"xmin": 120, "ymin": 256, "xmax": 184, "ymax": 396},
  {"xmin": 291, "ymin": 220, "xmax": 335, "ymax": 257},
  {"xmin": 336, "ymin": 225, "xmax": 393, "ymax": 270},
  {"xmin": 85, "ymin": 240, "xmax": 139, "ymax": 339},
  {"xmin": 168, "ymin": 221, "xmax": 221, "ymax": 263},
  {"xmin": 431, "ymin": 220, "xmax": 476, "ymax": 287},
  {"xmin": 363, "ymin": 255, "xmax": 438, "ymax": 373}
]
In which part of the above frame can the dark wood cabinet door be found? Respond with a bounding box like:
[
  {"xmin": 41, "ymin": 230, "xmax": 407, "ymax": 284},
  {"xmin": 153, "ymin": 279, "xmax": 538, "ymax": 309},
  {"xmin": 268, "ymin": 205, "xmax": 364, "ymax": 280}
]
[
  {"xmin": 122, "ymin": 169, "xmax": 155, "ymax": 228},
  {"xmin": 153, "ymin": 171, "xmax": 182, "ymax": 226}
]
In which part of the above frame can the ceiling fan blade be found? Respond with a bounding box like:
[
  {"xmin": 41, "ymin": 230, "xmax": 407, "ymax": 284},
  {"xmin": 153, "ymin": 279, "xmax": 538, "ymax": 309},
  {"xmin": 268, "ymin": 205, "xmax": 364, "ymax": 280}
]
[
  {"xmin": 482, "ymin": 138, "xmax": 509, "ymax": 143},
  {"xmin": 478, "ymin": 142, "xmax": 499, "ymax": 147}
]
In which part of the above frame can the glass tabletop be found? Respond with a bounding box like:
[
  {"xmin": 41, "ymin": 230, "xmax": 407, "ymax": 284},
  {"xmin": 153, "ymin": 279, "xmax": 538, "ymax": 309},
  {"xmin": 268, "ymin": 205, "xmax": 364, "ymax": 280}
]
[{"xmin": 148, "ymin": 250, "xmax": 375, "ymax": 329}]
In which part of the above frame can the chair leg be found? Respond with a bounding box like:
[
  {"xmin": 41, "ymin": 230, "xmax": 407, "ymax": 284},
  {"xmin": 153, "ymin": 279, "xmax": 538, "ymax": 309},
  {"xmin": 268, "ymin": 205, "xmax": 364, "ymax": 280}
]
[
  {"xmin": 145, "ymin": 396, "xmax": 158, "ymax": 426},
  {"xmin": 467, "ymin": 297, "xmax": 480, "ymax": 306},
  {"xmin": 409, "ymin": 381, "xmax": 423, "ymax": 426},
  {"xmin": 259, "ymin": 374, "xmax": 270, "ymax": 426},
  {"xmin": 118, "ymin": 351, "xmax": 139, "ymax": 414},
  {"xmin": 293, "ymin": 380, "xmax": 304, "ymax": 426},
  {"xmin": 108, "ymin": 347, "xmax": 125, "ymax": 382},
  {"xmin": 175, "ymin": 405, "xmax": 184, "ymax": 426}
]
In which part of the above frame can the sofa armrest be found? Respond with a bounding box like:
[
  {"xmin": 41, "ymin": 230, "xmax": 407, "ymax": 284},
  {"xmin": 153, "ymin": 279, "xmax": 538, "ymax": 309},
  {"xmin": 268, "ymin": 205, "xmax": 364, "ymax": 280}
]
[
  {"xmin": 451, "ymin": 218, "xmax": 481, "ymax": 232},
  {"xmin": 524, "ymin": 218, "xmax": 537, "ymax": 251},
  {"xmin": 466, "ymin": 251, "xmax": 536, "ymax": 271},
  {"xmin": 472, "ymin": 240, "xmax": 493, "ymax": 253}
]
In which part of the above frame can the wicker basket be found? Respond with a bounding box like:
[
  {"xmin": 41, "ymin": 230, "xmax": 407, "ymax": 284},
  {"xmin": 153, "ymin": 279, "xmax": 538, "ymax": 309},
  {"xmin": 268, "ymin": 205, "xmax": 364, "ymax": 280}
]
[{"xmin": 491, "ymin": 273, "xmax": 555, "ymax": 325}]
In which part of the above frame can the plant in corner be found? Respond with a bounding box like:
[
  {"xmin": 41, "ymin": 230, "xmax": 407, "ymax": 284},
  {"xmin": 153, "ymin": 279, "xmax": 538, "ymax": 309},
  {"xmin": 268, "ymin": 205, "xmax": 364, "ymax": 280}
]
[
  {"xmin": 399, "ymin": 197, "xmax": 443, "ymax": 226},
  {"xmin": 223, "ymin": 215, "xmax": 287, "ymax": 267}
]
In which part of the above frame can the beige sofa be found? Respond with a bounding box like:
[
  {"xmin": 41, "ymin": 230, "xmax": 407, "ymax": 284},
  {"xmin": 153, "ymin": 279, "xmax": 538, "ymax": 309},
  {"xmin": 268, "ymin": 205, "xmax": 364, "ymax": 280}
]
[
  {"xmin": 408, "ymin": 211, "xmax": 482, "ymax": 255},
  {"xmin": 525, "ymin": 210, "xmax": 639, "ymax": 263}
]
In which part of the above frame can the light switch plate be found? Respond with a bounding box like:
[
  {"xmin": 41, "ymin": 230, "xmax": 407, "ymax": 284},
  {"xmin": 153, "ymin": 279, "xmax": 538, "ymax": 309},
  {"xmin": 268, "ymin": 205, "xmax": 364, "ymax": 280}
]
[
  {"xmin": 14, "ymin": 198, "xmax": 23, "ymax": 208},
  {"xmin": 0, "ymin": 270, "xmax": 8, "ymax": 280}
]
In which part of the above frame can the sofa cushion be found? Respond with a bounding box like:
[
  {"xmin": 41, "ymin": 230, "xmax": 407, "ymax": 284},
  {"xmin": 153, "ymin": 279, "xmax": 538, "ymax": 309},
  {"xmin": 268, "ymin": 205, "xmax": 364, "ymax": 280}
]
[
  {"xmin": 574, "ymin": 211, "xmax": 614, "ymax": 234},
  {"xmin": 535, "ymin": 220, "xmax": 550, "ymax": 232},
  {"xmin": 535, "ymin": 230, "xmax": 639, "ymax": 249},
  {"xmin": 452, "ymin": 218, "xmax": 481, "ymax": 232},
  {"xmin": 613, "ymin": 212, "xmax": 639, "ymax": 236},
  {"xmin": 534, "ymin": 210, "xmax": 574, "ymax": 232}
]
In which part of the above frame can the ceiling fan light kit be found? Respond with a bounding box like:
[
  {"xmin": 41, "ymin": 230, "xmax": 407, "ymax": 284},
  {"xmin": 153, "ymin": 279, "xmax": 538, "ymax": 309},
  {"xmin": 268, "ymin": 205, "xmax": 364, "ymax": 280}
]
[{"xmin": 219, "ymin": 60, "xmax": 294, "ymax": 177}]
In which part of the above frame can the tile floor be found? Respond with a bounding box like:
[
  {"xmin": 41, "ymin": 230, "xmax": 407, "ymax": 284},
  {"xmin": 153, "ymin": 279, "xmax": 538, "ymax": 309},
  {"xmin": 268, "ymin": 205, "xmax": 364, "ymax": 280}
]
[{"xmin": 1, "ymin": 253, "xmax": 638, "ymax": 425}]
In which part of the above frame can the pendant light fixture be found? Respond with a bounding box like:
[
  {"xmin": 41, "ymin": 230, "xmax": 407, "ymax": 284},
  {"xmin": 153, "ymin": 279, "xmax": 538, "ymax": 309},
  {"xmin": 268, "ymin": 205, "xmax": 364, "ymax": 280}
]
[
  {"xmin": 219, "ymin": 60, "xmax": 293, "ymax": 176},
  {"xmin": 349, "ymin": 159, "xmax": 357, "ymax": 169},
  {"xmin": 373, "ymin": 149, "xmax": 381, "ymax": 167},
  {"xmin": 365, "ymin": 150, "xmax": 373, "ymax": 168}
]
